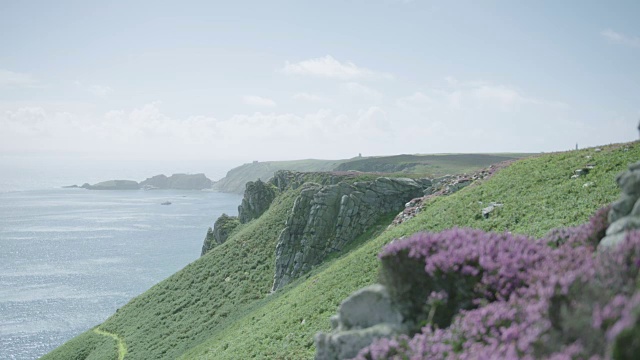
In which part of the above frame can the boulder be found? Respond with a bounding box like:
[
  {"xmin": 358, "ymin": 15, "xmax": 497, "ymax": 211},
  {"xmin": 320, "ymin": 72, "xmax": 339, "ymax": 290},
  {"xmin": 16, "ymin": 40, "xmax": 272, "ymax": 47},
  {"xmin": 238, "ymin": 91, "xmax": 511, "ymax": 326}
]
[
  {"xmin": 315, "ymin": 285, "xmax": 405, "ymax": 360},
  {"xmin": 482, "ymin": 202, "xmax": 503, "ymax": 219},
  {"xmin": 163, "ymin": 173, "xmax": 213, "ymax": 190},
  {"xmin": 338, "ymin": 284, "xmax": 403, "ymax": 330},
  {"xmin": 600, "ymin": 161, "xmax": 640, "ymax": 249}
]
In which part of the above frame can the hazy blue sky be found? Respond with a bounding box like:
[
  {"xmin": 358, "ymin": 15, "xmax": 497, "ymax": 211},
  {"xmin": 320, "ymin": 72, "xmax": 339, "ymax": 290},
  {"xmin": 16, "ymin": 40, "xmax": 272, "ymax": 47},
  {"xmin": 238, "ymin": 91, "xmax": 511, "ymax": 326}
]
[{"xmin": 1, "ymin": 0, "xmax": 639, "ymax": 171}]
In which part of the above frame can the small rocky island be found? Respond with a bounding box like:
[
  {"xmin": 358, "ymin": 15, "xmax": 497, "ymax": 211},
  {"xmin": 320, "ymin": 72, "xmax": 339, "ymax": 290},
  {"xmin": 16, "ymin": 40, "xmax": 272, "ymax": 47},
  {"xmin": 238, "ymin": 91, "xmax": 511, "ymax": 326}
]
[{"xmin": 66, "ymin": 173, "xmax": 214, "ymax": 191}]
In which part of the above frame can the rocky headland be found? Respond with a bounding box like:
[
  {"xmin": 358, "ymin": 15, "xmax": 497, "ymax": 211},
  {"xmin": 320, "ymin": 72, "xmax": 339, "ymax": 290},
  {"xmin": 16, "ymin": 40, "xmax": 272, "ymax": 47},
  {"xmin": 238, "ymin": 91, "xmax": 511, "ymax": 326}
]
[{"xmin": 67, "ymin": 173, "xmax": 213, "ymax": 191}]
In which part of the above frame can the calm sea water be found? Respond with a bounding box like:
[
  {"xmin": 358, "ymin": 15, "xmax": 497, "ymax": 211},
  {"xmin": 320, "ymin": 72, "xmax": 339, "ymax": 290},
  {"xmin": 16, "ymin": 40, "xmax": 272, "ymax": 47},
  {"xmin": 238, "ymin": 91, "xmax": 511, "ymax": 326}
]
[{"xmin": 0, "ymin": 188, "xmax": 242, "ymax": 359}]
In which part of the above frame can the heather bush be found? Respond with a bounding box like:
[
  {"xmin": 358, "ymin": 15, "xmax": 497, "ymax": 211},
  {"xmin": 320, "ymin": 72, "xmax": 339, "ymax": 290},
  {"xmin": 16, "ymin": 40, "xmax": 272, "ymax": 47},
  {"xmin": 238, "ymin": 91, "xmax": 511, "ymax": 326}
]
[
  {"xmin": 543, "ymin": 205, "xmax": 611, "ymax": 249},
  {"xmin": 358, "ymin": 224, "xmax": 640, "ymax": 360}
]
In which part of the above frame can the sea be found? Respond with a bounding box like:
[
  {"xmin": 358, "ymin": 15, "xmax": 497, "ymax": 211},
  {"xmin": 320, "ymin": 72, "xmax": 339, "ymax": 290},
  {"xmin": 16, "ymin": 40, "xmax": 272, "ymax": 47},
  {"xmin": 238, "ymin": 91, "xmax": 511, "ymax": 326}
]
[{"xmin": 0, "ymin": 158, "xmax": 243, "ymax": 359}]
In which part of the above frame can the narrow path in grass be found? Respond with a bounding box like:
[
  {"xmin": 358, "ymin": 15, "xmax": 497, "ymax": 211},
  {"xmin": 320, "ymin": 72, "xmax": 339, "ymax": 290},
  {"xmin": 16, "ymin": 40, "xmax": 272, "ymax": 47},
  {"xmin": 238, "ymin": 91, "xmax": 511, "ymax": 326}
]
[{"xmin": 93, "ymin": 328, "xmax": 127, "ymax": 360}]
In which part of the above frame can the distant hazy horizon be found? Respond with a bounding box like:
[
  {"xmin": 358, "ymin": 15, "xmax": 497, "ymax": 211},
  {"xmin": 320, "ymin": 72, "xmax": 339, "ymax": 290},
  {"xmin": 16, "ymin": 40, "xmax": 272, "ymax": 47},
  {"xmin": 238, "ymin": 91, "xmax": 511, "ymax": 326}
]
[{"xmin": 0, "ymin": 156, "xmax": 238, "ymax": 192}]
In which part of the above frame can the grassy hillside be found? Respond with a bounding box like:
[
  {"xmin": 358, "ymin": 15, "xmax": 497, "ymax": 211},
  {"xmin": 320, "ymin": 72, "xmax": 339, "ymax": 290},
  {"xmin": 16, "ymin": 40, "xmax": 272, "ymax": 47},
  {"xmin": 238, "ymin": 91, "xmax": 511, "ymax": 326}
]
[
  {"xmin": 42, "ymin": 187, "xmax": 303, "ymax": 360},
  {"xmin": 335, "ymin": 153, "xmax": 530, "ymax": 175},
  {"xmin": 183, "ymin": 142, "xmax": 637, "ymax": 359},
  {"xmin": 45, "ymin": 142, "xmax": 637, "ymax": 360}
]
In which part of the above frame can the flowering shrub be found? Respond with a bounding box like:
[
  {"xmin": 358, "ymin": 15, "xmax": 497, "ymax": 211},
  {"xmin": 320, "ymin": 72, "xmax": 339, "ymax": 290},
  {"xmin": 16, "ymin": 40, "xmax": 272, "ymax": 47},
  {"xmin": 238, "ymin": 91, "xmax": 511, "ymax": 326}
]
[
  {"xmin": 356, "ymin": 216, "xmax": 640, "ymax": 360},
  {"xmin": 543, "ymin": 205, "xmax": 611, "ymax": 249}
]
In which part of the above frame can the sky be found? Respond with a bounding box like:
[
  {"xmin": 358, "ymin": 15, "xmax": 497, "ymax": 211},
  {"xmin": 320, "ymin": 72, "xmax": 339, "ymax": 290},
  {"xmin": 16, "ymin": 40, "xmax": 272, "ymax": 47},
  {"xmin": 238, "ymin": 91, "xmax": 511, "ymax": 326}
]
[{"xmin": 0, "ymin": 0, "xmax": 639, "ymax": 180}]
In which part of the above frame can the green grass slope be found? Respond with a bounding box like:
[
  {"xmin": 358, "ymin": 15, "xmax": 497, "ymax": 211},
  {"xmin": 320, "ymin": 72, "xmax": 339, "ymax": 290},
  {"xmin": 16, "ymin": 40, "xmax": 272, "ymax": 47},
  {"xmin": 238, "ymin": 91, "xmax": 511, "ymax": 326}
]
[
  {"xmin": 183, "ymin": 142, "xmax": 638, "ymax": 359},
  {"xmin": 45, "ymin": 142, "xmax": 637, "ymax": 360},
  {"xmin": 335, "ymin": 153, "xmax": 530, "ymax": 176},
  {"xmin": 42, "ymin": 187, "xmax": 302, "ymax": 360},
  {"xmin": 212, "ymin": 153, "xmax": 531, "ymax": 194}
]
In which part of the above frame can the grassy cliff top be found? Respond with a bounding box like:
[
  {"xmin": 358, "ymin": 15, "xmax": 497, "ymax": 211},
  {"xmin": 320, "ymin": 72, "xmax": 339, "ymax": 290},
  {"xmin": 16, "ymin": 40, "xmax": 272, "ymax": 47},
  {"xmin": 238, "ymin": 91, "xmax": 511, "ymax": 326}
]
[{"xmin": 212, "ymin": 153, "xmax": 531, "ymax": 194}]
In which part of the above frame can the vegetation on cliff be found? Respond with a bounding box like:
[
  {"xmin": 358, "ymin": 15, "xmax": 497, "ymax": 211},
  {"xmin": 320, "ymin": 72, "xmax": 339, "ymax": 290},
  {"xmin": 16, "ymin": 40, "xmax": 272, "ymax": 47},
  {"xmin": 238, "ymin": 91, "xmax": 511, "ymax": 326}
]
[
  {"xmin": 212, "ymin": 153, "xmax": 530, "ymax": 194},
  {"xmin": 45, "ymin": 142, "xmax": 638, "ymax": 359}
]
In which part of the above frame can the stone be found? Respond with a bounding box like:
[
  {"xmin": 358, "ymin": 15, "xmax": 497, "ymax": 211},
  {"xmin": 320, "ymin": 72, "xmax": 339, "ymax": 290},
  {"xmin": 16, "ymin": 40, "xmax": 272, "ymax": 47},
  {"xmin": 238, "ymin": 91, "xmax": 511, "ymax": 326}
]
[
  {"xmin": 315, "ymin": 324, "xmax": 402, "ymax": 360},
  {"xmin": 609, "ymin": 194, "xmax": 639, "ymax": 224},
  {"xmin": 617, "ymin": 170, "xmax": 640, "ymax": 197},
  {"xmin": 338, "ymin": 284, "xmax": 403, "ymax": 330},
  {"xmin": 575, "ymin": 168, "xmax": 589, "ymax": 177},
  {"xmin": 599, "ymin": 232, "xmax": 629, "ymax": 249},
  {"xmin": 606, "ymin": 217, "xmax": 640, "ymax": 236},
  {"xmin": 631, "ymin": 198, "xmax": 640, "ymax": 216},
  {"xmin": 315, "ymin": 284, "xmax": 406, "ymax": 360},
  {"xmin": 629, "ymin": 161, "xmax": 640, "ymax": 172},
  {"xmin": 482, "ymin": 202, "xmax": 503, "ymax": 219}
]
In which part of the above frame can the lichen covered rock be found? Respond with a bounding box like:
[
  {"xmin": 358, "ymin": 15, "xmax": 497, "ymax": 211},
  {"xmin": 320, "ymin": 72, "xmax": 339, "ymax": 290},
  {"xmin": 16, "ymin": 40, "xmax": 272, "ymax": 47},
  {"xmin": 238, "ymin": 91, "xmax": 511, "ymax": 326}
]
[
  {"xmin": 238, "ymin": 179, "xmax": 277, "ymax": 223},
  {"xmin": 315, "ymin": 285, "xmax": 405, "ymax": 360},
  {"xmin": 600, "ymin": 161, "xmax": 640, "ymax": 248},
  {"xmin": 272, "ymin": 177, "xmax": 428, "ymax": 291},
  {"xmin": 201, "ymin": 213, "xmax": 240, "ymax": 256}
]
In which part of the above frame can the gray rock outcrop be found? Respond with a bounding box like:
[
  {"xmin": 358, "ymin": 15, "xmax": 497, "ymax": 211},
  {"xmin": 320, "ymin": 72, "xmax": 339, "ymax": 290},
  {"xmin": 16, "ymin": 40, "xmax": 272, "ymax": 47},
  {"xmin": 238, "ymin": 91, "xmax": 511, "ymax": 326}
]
[
  {"xmin": 600, "ymin": 160, "xmax": 640, "ymax": 248},
  {"xmin": 272, "ymin": 177, "xmax": 428, "ymax": 291},
  {"xmin": 315, "ymin": 284, "xmax": 405, "ymax": 360},
  {"xmin": 238, "ymin": 179, "xmax": 277, "ymax": 223},
  {"xmin": 201, "ymin": 213, "xmax": 240, "ymax": 256}
]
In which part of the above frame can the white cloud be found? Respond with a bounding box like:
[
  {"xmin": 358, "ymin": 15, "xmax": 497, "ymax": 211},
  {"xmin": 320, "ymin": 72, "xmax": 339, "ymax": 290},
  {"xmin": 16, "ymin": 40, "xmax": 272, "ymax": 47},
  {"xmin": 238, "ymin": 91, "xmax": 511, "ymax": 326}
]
[
  {"xmin": 601, "ymin": 29, "xmax": 640, "ymax": 48},
  {"xmin": 0, "ymin": 69, "xmax": 40, "ymax": 88},
  {"xmin": 243, "ymin": 95, "xmax": 277, "ymax": 107},
  {"xmin": 292, "ymin": 92, "xmax": 328, "ymax": 103},
  {"xmin": 416, "ymin": 78, "xmax": 568, "ymax": 111},
  {"xmin": 340, "ymin": 82, "xmax": 383, "ymax": 100},
  {"xmin": 88, "ymin": 85, "xmax": 113, "ymax": 98},
  {"xmin": 283, "ymin": 55, "xmax": 393, "ymax": 80},
  {"xmin": 396, "ymin": 91, "xmax": 434, "ymax": 110}
]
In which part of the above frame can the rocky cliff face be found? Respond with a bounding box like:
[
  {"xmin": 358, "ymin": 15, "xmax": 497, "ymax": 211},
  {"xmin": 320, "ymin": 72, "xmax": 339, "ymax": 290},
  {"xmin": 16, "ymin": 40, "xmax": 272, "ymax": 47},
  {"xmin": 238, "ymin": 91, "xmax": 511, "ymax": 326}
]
[
  {"xmin": 238, "ymin": 179, "xmax": 278, "ymax": 223},
  {"xmin": 201, "ymin": 213, "xmax": 240, "ymax": 255},
  {"xmin": 272, "ymin": 177, "xmax": 429, "ymax": 291},
  {"xmin": 270, "ymin": 170, "xmax": 349, "ymax": 192}
]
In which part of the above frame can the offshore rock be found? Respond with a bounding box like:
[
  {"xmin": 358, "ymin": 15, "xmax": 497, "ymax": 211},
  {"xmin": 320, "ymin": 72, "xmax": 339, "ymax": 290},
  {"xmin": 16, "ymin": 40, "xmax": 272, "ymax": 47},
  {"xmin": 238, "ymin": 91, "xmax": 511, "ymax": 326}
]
[
  {"xmin": 84, "ymin": 180, "xmax": 140, "ymax": 190},
  {"xmin": 238, "ymin": 179, "xmax": 277, "ymax": 223},
  {"xmin": 139, "ymin": 173, "xmax": 213, "ymax": 190},
  {"xmin": 315, "ymin": 285, "xmax": 405, "ymax": 360},
  {"xmin": 272, "ymin": 177, "xmax": 427, "ymax": 291}
]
